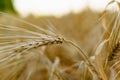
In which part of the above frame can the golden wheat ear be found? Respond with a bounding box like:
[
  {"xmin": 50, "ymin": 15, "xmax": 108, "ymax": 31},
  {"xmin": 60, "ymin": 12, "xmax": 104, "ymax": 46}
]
[
  {"xmin": 0, "ymin": 11, "xmax": 65, "ymax": 63},
  {"xmin": 0, "ymin": 11, "xmax": 68, "ymax": 80}
]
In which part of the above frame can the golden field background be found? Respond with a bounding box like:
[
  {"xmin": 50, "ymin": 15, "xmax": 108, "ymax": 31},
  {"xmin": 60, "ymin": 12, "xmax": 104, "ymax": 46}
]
[{"xmin": 0, "ymin": 3, "xmax": 119, "ymax": 79}]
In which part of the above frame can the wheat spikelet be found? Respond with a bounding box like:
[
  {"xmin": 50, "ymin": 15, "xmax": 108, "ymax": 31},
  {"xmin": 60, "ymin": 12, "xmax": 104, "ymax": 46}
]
[{"xmin": 108, "ymin": 41, "xmax": 120, "ymax": 61}]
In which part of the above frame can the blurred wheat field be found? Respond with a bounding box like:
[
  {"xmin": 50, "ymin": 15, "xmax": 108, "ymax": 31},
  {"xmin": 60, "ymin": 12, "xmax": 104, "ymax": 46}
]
[{"xmin": 0, "ymin": 1, "xmax": 120, "ymax": 80}]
